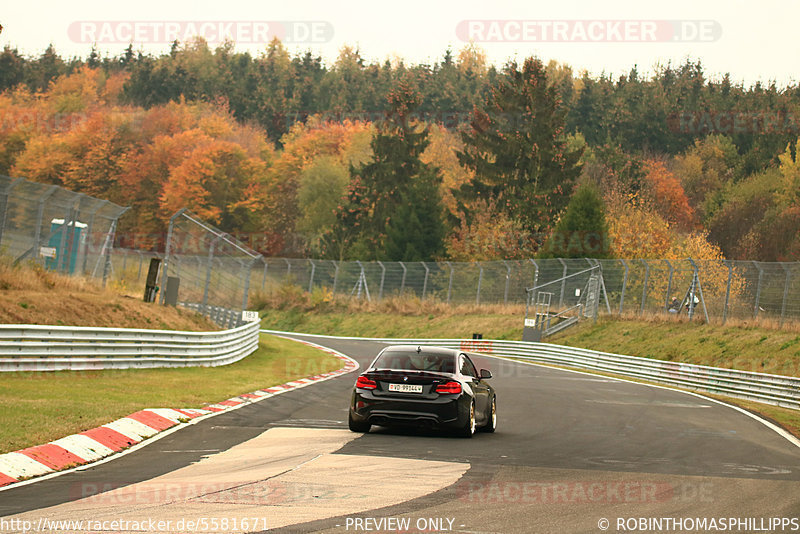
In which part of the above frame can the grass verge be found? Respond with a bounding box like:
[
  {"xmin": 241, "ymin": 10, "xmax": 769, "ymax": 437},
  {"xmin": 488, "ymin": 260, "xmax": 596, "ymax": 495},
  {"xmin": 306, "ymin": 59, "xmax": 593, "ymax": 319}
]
[
  {"xmin": 548, "ymin": 316, "xmax": 800, "ymax": 377},
  {"xmin": 0, "ymin": 334, "xmax": 342, "ymax": 454}
]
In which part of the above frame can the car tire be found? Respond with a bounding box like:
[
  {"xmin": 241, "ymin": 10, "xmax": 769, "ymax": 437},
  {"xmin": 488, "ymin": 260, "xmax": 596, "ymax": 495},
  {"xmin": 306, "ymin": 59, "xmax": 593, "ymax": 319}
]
[
  {"xmin": 458, "ymin": 400, "xmax": 476, "ymax": 438},
  {"xmin": 348, "ymin": 411, "xmax": 371, "ymax": 433},
  {"xmin": 479, "ymin": 396, "xmax": 497, "ymax": 433}
]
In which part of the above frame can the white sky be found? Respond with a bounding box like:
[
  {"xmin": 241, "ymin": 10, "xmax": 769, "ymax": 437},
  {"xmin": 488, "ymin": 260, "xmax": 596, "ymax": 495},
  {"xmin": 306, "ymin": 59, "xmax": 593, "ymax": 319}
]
[{"xmin": 2, "ymin": 0, "xmax": 797, "ymax": 87}]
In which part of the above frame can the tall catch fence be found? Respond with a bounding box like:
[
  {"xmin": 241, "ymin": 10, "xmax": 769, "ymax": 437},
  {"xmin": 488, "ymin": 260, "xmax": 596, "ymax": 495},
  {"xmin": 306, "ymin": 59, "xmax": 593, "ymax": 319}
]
[
  {"xmin": 0, "ymin": 175, "xmax": 128, "ymax": 284},
  {"xmin": 158, "ymin": 209, "xmax": 262, "ymax": 325},
  {"xmin": 248, "ymin": 257, "xmax": 800, "ymax": 325},
  {"xmin": 3, "ymin": 178, "xmax": 797, "ymax": 328}
]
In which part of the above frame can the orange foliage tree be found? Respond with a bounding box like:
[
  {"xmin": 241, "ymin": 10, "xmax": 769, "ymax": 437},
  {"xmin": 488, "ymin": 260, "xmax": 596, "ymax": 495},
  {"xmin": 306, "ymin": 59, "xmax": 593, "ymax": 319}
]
[
  {"xmin": 159, "ymin": 140, "xmax": 268, "ymax": 233},
  {"xmin": 641, "ymin": 159, "xmax": 696, "ymax": 231},
  {"xmin": 446, "ymin": 198, "xmax": 531, "ymax": 261},
  {"xmin": 266, "ymin": 118, "xmax": 373, "ymax": 254}
]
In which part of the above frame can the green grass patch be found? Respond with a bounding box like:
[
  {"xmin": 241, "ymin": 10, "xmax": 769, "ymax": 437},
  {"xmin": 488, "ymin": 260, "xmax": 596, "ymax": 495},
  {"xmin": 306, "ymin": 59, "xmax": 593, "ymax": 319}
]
[
  {"xmin": 549, "ymin": 318, "xmax": 800, "ymax": 378},
  {"xmin": 0, "ymin": 334, "xmax": 341, "ymax": 454}
]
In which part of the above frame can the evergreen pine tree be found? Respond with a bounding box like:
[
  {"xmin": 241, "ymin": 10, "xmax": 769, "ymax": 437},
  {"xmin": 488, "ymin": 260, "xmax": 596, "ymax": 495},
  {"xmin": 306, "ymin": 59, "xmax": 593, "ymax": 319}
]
[
  {"xmin": 539, "ymin": 183, "xmax": 610, "ymax": 258},
  {"xmin": 331, "ymin": 81, "xmax": 445, "ymax": 260},
  {"xmin": 456, "ymin": 57, "xmax": 583, "ymax": 243}
]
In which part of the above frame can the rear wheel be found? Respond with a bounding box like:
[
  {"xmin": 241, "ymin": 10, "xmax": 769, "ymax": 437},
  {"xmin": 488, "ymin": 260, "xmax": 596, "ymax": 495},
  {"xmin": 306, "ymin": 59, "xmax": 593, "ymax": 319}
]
[
  {"xmin": 479, "ymin": 396, "xmax": 497, "ymax": 433},
  {"xmin": 458, "ymin": 401, "xmax": 476, "ymax": 438},
  {"xmin": 348, "ymin": 411, "xmax": 371, "ymax": 433}
]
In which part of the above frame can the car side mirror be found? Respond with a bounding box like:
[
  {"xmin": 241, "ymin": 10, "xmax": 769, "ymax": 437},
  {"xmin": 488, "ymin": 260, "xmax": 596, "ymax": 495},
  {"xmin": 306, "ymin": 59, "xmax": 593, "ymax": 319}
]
[{"xmin": 479, "ymin": 369, "xmax": 492, "ymax": 379}]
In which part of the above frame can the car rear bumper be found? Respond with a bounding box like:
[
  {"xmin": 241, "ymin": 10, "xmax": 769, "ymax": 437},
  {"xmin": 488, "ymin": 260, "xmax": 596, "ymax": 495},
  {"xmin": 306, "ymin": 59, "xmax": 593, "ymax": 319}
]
[{"xmin": 350, "ymin": 390, "xmax": 467, "ymax": 428}]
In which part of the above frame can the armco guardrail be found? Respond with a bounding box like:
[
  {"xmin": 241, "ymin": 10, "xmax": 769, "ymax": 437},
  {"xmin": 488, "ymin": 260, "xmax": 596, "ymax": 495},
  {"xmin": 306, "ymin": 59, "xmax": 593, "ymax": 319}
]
[
  {"xmin": 265, "ymin": 332, "xmax": 800, "ymax": 410},
  {"xmin": 0, "ymin": 320, "xmax": 261, "ymax": 371}
]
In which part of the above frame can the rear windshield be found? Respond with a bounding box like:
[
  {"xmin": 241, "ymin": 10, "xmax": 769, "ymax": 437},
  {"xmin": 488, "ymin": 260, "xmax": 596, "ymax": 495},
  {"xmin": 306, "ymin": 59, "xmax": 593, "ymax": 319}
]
[{"xmin": 372, "ymin": 351, "xmax": 456, "ymax": 373}]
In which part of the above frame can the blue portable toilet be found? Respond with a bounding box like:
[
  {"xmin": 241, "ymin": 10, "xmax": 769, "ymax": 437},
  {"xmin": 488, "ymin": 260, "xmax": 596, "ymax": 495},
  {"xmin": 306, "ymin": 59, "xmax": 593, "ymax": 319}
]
[{"xmin": 44, "ymin": 218, "xmax": 86, "ymax": 274}]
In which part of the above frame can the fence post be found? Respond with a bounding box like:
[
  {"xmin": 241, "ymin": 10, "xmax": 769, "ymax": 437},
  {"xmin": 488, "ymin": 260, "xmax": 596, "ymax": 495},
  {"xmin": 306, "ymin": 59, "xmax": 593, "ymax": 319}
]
[
  {"xmin": 101, "ymin": 208, "xmax": 127, "ymax": 287},
  {"xmin": 308, "ymin": 259, "xmax": 316, "ymax": 293},
  {"xmin": 81, "ymin": 200, "xmax": 109, "ymax": 275},
  {"xmin": 446, "ymin": 261, "xmax": 454, "ymax": 304},
  {"xmin": 780, "ymin": 264, "xmax": 792, "ymax": 327},
  {"xmin": 332, "ymin": 261, "xmax": 340, "ymax": 294},
  {"xmin": 640, "ymin": 259, "xmax": 650, "ymax": 315},
  {"xmin": 0, "ymin": 177, "xmax": 24, "ymax": 249},
  {"xmin": 664, "ymin": 259, "xmax": 673, "ymax": 311},
  {"xmin": 159, "ymin": 208, "xmax": 186, "ymax": 305},
  {"xmin": 137, "ymin": 250, "xmax": 144, "ymax": 281},
  {"xmin": 421, "ymin": 262, "xmax": 430, "ymax": 299},
  {"xmin": 753, "ymin": 261, "xmax": 764, "ymax": 319},
  {"xmin": 261, "ymin": 259, "xmax": 268, "ymax": 290},
  {"xmin": 530, "ymin": 259, "xmax": 539, "ymax": 290},
  {"xmin": 502, "ymin": 260, "xmax": 511, "ymax": 305},
  {"xmin": 284, "ymin": 258, "xmax": 291, "ymax": 281},
  {"xmin": 101, "ymin": 219, "xmax": 116, "ymax": 287},
  {"xmin": 242, "ymin": 256, "xmax": 261, "ymax": 311},
  {"xmin": 557, "ymin": 258, "xmax": 567, "ymax": 309},
  {"xmin": 201, "ymin": 234, "xmax": 223, "ymax": 313},
  {"xmin": 399, "ymin": 261, "xmax": 407, "ymax": 295},
  {"xmin": 377, "ymin": 261, "xmax": 386, "ymax": 300},
  {"xmin": 722, "ymin": 260, "xmax": 733, "ymax": 325},
  {"xmin": 476, "ymin": 262, "xmax": 484, "ymax": 305},
  {"xmin": 619, "ymin": 259, "xmax": 629, "ymax": 315},
  {"xmin": 687, "ymin": 258, "xmax": 710, "ymax": 323}
]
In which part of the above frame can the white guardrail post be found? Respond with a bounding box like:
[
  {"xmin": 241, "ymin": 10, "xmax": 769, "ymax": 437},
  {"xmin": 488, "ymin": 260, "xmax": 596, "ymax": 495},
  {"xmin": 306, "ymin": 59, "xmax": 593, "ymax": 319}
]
[{"xmin": 0, "ymin": 311, "xmax": 262, "ymax": 372}]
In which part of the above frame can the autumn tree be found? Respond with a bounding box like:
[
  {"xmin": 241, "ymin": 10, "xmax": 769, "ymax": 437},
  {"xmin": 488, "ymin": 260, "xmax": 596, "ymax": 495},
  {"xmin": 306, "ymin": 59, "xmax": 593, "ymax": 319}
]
[
  {"xmin": 446, "ymin": 198, "xmax": 530, "ymax": 261},
  {"xmin": 296, "ymin": 156, "xmax": 351, "ymax": 255},
  {"xmin": 673, "ymin": 134, "xmax": 740, "ymax": 222},
  {"xmin": 159, "ymin": 140, "xmax": 267, "ymax": 233},
  {"xmin": 640, "ymin": 159, "xmax": 696, "ymax": 231},
  {"xmin": 331, "ymin": 82, "xmax": 445, "ymax": 260},
  {"xmin": 266, "ymin": 118, "xmax": 372, "ymax": 255},
  {"xmin": 706, "ymin": 168, "xmax": 779, "ymax": 259},
  {"xmin": 456, "ymin": 56, "xmax": 583, "ymax": 240}
]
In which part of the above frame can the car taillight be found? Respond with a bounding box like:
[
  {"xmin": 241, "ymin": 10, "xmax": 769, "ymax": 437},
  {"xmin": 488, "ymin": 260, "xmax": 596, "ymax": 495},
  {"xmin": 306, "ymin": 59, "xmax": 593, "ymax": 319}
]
[
  {"xmin": 435, "ymin": 381, "xmax": 462, "ymax": 394},
  {"xmin": 356, "ymin": 375, "xmax": 377, "ymax": 390}
]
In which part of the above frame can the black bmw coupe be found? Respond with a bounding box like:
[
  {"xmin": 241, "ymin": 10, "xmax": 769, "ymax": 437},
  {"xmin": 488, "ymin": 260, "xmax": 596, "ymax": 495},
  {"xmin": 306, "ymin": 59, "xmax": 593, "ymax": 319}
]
[{"xmin": 348, "ymin": 345, "xmax": 497, "ymax": 438}]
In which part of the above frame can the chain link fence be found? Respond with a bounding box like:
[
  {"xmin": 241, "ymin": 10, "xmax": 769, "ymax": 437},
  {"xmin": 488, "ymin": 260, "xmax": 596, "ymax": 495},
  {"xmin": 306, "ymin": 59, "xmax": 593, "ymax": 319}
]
[
  {"xmin": 0, "ymin": 176, "xmax": 128, "ymax": 284},
  {"xmin": 3, "ymin": 177, "xmax": 797, "ymax": 328},
  {"xmin": 157, "ymin": 209, "xmax": 261, "ymax": 326},
  {"xmin": 250, "ymin": 257, "xmax": 800, "ymax": 325}
]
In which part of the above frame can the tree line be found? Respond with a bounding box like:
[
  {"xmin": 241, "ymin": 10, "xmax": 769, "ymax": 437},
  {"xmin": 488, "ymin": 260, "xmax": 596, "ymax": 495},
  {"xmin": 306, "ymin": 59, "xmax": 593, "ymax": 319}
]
[{"xmin": 0, "ymin": 39, "xmax": 798, "ymax": 261}]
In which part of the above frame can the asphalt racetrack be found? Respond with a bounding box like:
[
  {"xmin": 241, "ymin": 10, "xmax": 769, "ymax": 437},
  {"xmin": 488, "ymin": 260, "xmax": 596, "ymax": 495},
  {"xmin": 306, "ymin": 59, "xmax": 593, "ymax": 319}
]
[{"xmin": 1, "ymin": 334, "xmax": 799, "ymax": 533}]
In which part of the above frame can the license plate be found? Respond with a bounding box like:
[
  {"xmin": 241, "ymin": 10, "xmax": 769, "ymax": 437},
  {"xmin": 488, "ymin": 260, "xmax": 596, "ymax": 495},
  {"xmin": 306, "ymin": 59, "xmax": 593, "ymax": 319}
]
[{"xmin": 388, "ymin": 383, "xmax": 423, "ymax": 393}]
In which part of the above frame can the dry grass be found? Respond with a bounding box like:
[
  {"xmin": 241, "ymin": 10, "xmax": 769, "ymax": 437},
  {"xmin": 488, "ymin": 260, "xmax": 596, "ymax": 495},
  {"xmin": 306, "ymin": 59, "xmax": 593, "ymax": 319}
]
[
  {"xmin": 250, "ymin": 285, "xmax": 526, "ymax": 318},
  {"xmin": 0, "ymin": 256, "xmax": 217, "ymax": 331}
]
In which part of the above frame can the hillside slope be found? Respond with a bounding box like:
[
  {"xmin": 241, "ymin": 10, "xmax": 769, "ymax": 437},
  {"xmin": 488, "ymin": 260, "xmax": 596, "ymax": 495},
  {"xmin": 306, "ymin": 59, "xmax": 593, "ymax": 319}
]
[{"xmin": 0, "ymin": 257, "xmax": 216, "ymax": 331}]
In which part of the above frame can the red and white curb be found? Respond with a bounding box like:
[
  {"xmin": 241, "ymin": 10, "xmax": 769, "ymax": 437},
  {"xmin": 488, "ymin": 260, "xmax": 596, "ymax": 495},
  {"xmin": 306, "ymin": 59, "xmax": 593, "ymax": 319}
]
[{"xmin": 0, "ymin": 339, "xmax": 358, "ymax": 489}]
